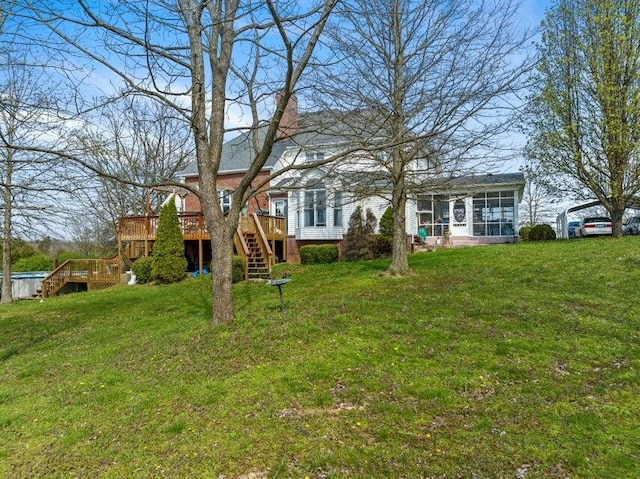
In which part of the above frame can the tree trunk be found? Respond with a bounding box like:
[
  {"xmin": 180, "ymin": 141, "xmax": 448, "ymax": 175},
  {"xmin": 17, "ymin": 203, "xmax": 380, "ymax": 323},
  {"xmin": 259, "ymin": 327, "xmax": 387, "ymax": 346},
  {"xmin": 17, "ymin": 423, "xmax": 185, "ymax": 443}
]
[
  {"xmin": 209, "ymin": 221, "xmax": 236, "ymax": 325},
  {"xmin": 609, "ymin": 199, "xmax": 625, "ymax": 238},
  {"xmin": 200, "ymin": 178, "xmax": 239, "ymax": 325},
  {"xmin": 1, "ymin": 170, "xmax": 12, "ymax": 304},
  {"xmin": 387, "ymin": 187, "xmax": 410, "ymax": 275}
]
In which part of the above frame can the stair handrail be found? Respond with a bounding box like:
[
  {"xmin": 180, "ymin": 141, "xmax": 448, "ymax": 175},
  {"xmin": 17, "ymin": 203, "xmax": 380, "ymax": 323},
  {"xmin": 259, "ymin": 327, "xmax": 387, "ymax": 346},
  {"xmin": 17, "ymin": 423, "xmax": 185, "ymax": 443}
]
[
  {"xmin": 234, "ymin": 226, "xmax": 251, "ymax": 279},
  {"xmin": 252, "ymin": 213, "xmax": 273, "ymax": 258},
  {"xmin": 42, "ymin": 259, "xmax": 73, "ymax": 298},
  {"xmin": 42, "ymin": 256, "xmax": 122, "ymax": 298}
]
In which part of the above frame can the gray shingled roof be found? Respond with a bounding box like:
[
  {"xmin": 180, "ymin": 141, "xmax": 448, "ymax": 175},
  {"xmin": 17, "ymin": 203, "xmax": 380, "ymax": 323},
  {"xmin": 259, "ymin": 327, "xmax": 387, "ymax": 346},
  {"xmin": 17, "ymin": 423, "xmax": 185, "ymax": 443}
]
[
  {"xmin": 179, "ymin": 109, "xmax": 382, "ymax": 178},
  {"xmin": 180, "ymin": 110, "xmax": 526, "ymax": 192},
  {"xmin": 273, "ymin": 170, "xmax": 524, "ymax": 194},
  {"xmin": 180, "ymin": 126, "xmax": 288, "ymax": 177}
]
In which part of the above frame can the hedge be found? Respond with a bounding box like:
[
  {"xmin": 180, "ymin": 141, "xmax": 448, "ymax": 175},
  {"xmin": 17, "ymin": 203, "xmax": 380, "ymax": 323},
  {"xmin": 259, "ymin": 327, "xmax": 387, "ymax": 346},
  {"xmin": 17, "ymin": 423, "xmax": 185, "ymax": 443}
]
[{"xmin": 299, "ymin": 244, "xmax": 339, "ymax": 264}]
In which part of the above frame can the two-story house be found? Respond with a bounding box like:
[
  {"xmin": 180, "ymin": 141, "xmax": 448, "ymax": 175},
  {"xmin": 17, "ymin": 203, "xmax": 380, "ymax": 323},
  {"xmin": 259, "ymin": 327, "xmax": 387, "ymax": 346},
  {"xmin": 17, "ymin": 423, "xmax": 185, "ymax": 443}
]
[{"xmin": 179, "ymin": 96, "xmax": 525, "ymax": 262}]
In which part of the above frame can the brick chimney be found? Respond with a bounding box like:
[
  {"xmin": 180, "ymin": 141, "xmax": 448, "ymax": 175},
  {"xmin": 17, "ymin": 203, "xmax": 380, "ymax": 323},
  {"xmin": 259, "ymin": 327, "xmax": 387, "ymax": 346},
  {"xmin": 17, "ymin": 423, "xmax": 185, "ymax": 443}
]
[{"xmin": 276, "ymin": 91, "xmax": 298, "ymax": 139}]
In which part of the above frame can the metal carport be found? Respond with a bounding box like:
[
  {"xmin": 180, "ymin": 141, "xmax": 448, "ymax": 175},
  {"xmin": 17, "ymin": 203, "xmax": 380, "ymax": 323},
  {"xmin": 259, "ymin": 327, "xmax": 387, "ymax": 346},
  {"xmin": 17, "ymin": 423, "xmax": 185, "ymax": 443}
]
[{"xmin": 556, "ymin": 197, "xmax": 640, "ymax": 238}]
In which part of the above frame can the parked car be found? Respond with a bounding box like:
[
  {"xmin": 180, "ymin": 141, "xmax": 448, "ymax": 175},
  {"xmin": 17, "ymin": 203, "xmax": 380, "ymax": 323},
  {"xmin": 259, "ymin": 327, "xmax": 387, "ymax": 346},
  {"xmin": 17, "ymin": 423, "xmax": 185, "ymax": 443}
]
[
  {"xmin": 568, "ymin": 221, "xmax": 581, "ymax": 238},
  {"xmin": 623, "ymin": 216, "xmax": 640, "ymax": 235},
  {"xmin": 578, "ymin": 216, "xmax": 612, "ymax": 237}
]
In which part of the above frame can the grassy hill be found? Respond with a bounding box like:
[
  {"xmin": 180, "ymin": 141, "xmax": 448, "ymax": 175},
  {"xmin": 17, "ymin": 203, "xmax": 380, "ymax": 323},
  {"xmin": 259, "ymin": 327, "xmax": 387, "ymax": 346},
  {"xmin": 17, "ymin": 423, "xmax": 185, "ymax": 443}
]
[{"xmin": 1, "ymin": 238, "xmax": 638, "ymax": 478}]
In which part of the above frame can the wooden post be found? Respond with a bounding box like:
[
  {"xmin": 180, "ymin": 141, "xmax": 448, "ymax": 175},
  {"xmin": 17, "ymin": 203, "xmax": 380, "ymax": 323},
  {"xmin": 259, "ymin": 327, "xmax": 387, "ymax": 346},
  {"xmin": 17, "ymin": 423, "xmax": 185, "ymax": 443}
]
[
  {"xmin": 198, "ymin": 213, "xmax": 204, "ymax": 274},
  {"xmin": 117, "ymin": 221, "xmax": 123, "ymax": 270},
  {"xmin": 144, "ymin": 215, "xmax": 150, "ymax": 257}
]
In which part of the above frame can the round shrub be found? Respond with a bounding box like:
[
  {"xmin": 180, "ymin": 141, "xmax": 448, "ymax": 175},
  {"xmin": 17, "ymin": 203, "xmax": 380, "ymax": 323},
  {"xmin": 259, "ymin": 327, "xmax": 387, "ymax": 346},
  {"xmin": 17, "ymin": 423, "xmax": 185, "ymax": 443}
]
[
  {"xmin": 299, "ymin": 244, "xmax": 339, "ymax": 264},
  {"xmin": 528, "ymin": 224, "xmax": 556, "ymax": 241},
  {"xmin": 232, "ymin": 256, "xmax": 245, "ymax": 283},
  {"xmin": 132, "ymin": 256, "xmax": 154, "ymax": 284},
  {"xmin": 12, "ymin": 254, "xmax": 53, "ymax": 272},
  {"xmin": 519, "ymin": 226, "xmax": 532, "ymax": 241}
]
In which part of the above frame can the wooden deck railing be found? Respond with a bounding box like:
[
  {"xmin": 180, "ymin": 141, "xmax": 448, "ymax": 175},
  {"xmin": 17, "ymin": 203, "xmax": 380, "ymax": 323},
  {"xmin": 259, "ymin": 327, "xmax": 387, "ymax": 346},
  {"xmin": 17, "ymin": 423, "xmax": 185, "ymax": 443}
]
[
  {"xmin": 42, "ymin": 257, "xmax": 121, "ymax": 298},
  {"xmin": 118, "ymin": 212, "xmax": 285, "ymax": 242}
]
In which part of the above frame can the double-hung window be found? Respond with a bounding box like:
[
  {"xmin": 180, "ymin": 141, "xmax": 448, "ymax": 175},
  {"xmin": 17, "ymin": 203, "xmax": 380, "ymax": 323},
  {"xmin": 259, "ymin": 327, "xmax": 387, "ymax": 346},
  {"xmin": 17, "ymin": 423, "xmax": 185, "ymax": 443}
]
[
  {"xmin": 218, "ymin": 190, "xmax": 231, "ymax": 213},
  {"xmin": 333, "ymin": 193, "xmax": 343, "ymax": 227},
  {"xmin": 304, "ymin": 189, "xmax": 326, "ymax": 227}
]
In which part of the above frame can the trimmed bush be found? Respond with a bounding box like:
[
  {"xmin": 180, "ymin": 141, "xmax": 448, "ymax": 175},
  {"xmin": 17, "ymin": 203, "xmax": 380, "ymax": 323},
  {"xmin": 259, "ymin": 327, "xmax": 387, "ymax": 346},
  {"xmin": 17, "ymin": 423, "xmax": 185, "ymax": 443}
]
[
  {"xmin": 519, "ymin": 226, "xmax": 532, "ymax": 241},
  {"xmin": 299, "ymin": 244, "xmax": 339, "ymax": 264},
  {"xmin": 232, "ymin": 256, "xmax": 245, "ymax": 283},
  {"xmin": 528, "ymin": 224, "xmax": 556, "ymax": 241},
  {"xmin": 132, "ymin": 256, "xmax": 154, "ymax": 284},
  {"xmin": 12, "ymin": 254, "xmax": 53, "ymax": 272},
  {"xmin": 151, "ymin": 198, "xmax": 187, "ymax": 284}
]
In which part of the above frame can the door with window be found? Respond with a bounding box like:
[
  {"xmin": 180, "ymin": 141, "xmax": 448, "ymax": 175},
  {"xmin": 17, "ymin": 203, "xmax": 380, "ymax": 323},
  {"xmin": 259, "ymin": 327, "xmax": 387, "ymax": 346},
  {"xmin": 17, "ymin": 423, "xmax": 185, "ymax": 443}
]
[{"xmin": 273, "ymin": 198, "xmax": 288, "ymax": 224}]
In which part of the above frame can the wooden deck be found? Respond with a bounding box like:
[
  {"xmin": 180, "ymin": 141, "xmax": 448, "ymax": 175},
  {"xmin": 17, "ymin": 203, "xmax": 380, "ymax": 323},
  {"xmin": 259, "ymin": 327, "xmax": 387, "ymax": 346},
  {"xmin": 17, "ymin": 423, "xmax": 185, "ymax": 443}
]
[
  {"xmin": 118, "ymin": 212, "xmax": 287, "ymax": 279},
  {"xmin": 41, "ymin": 257, "xmax": 121, "ymax": 298},
  {"xmin": 42, "ymin": 213, "xmax": 287, "ymax": 298},
  {"xmin": 117, "ymin": 212, "xmax": 286, "ymax": 243}
]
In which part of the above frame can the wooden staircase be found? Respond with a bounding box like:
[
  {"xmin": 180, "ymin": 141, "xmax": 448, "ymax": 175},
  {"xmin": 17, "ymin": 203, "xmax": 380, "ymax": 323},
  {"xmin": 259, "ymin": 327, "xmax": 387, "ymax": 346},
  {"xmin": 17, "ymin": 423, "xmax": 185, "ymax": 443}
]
[
  {"xmin": 234, "ymin": 213, "xmax": 277, "ymax": 280},
  {"xmin": 40, "ymin": 256, "xmax": 122, "ymax": 298},
  {"xmin": 243, "ymin": 232, "xmax": 270, "ymax": 279}
]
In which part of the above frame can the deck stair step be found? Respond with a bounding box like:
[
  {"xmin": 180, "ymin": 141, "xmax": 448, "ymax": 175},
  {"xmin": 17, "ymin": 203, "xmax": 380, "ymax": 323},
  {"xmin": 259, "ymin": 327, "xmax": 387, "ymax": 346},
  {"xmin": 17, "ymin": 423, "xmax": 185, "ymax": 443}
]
[{"xmin": 242, "ymin": 231, "xmax": 271, "ymax": 279}]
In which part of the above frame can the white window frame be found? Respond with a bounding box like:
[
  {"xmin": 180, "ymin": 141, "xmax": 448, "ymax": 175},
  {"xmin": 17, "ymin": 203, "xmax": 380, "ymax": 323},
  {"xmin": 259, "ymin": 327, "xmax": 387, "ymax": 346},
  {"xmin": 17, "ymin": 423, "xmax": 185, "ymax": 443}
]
[
  {"xmin": 304, "ymin": 189, "xmax": 327, "ymax": 227},
  {"xmin": 218, "ymin": 189, "xmax": 231, "ymax": 213},
  {"xmin": 333, "ymin": 192, "xmax": 343, "ymax": 227},
  {"xmin": 305, "ymin": 151, "xmax": 326, "ymax": 163}
]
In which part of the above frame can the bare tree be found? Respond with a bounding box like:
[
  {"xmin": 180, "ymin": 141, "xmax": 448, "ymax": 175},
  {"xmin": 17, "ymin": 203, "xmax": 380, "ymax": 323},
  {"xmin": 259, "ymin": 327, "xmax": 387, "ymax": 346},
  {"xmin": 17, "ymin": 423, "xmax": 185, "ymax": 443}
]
[
  {"xmin": 317, "ymin": 0, "xmax": 533, "ymax": 275},
  {"xmin": 72, "ymin": 97, "xmax": 194, "ymax": 239},
  {"xmin": 519, "ymin": 162, "xmax": 561, "ymax": 226},
  {"xmin": 23, "ymin": 0, "xmax": 337, "ymax": 323},
  {"xmin": 0, "ymin": 57, "xmax": 72, "ymax": 303}
]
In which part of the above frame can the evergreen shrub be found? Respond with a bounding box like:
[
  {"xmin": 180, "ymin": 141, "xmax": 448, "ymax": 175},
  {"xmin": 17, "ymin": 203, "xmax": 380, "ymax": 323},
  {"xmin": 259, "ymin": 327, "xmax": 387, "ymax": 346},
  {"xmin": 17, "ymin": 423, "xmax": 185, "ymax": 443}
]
[
  {"xmin": 379, "ymin": 206, "xmax": 393, "ymax": 240},
  {"xmin": 370, "ymin": 234, "xmax": 392, "ymax": 257},
  {"xmin": 519, "ymin": 226, "xmax": 532, "ymax": 241},
  {"xmin": 344, "ymin": 206, "xmax": 377, "ymax": 261},
  {"xmin": 151, "ymin": 199, "xmax": 187, "ymax": 283}
]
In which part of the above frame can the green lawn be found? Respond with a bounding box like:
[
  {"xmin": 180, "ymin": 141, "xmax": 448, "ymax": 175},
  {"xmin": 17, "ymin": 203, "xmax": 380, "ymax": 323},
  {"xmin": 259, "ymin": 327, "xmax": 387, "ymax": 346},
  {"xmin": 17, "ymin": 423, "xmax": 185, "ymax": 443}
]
[{"xmin": 1, "ymin": 238, "xmax": 638, "ymax": 478}]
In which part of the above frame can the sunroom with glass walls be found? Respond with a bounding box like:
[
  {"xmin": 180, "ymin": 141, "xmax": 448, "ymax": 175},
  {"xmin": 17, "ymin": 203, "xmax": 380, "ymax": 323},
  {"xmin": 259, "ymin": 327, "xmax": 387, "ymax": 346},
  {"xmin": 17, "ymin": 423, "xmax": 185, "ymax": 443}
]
[{"xmin": 472, "ymin": 191, "xmax": 515, "ymax": 236}]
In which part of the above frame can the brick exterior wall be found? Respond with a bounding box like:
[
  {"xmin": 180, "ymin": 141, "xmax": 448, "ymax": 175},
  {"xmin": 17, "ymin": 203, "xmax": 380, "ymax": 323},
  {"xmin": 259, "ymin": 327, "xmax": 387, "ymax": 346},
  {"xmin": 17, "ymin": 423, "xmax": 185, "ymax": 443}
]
[{"xmin": 182, "ymin": 170, "xmax": 271, "ymax": 214}]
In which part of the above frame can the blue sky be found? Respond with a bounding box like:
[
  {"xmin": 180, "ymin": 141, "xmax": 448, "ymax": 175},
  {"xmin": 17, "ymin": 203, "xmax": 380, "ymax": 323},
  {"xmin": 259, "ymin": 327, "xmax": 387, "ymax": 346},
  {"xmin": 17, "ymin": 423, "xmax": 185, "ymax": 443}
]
[{"xmin": 520, "ymin": 0, "xmax": 550, "ymax": 25}]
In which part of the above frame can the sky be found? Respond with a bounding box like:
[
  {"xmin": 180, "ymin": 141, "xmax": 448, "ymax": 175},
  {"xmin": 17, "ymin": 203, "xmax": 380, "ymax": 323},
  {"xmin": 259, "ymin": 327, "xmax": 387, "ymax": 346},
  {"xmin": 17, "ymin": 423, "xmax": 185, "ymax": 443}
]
[
  {"xmin": 520, "ymin": 0, "xmax": 550, "ymax": 25},
  {"xmin": 492, "ymin": 0, "xmax": 551, "ymax": 173}
]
